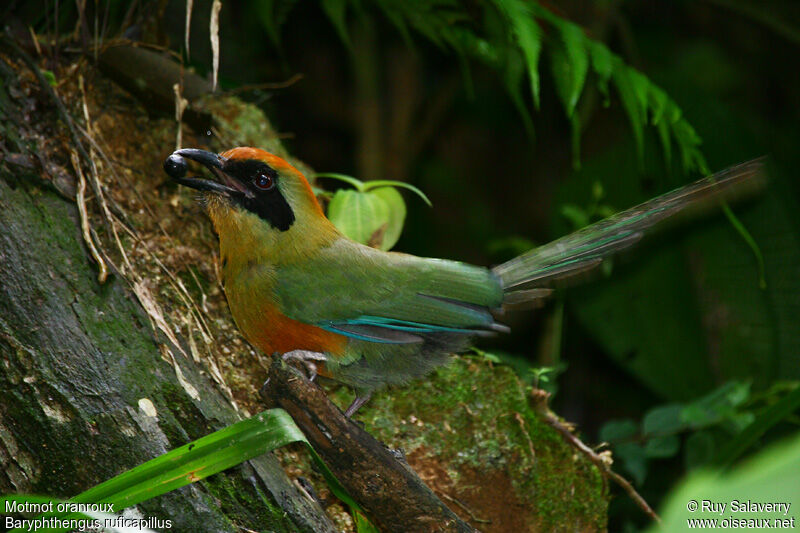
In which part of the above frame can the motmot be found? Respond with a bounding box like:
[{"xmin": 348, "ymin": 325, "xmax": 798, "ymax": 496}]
[{"xmin": 163, "ymin": 147, "xmax": 764, "ymax": 415}]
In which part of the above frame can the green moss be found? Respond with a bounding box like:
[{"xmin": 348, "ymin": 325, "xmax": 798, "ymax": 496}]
[
  {"xmin": 199, "ymin": 468, "xmax": 300, "ymax": 533},
  {"xmin": 334, "ymin": 356, "xmax": 608, "ymax": 530},
  {"xmin": 196, "ymin": 96, "xmax": 316, "ymax": 180}
]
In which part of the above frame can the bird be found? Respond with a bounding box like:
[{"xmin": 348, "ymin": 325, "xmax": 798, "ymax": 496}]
[{"xmin": 163, "ymin": 147, "xmax": 764, "ymax": 416}]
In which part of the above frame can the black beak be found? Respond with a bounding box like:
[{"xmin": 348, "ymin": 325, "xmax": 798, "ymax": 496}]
[
  {"xmin": 175, "ymin": 148, "xmax": 226, "ymax": 170},
  {"xmin": 164, "ymin": 149, "xmax": 239, "ymax": 196}
]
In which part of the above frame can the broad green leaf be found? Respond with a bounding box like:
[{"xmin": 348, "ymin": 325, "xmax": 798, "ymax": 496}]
[
  {"xmin": 648, "ymin": 86, "xmax": 669, "ymax": 126},
  {"xmin": 650, "ymin": 92, "xmax": 673, "ymax": 168},
  {"xmin": 68, "ymin": 409, "xmax": 304, "ymax": 511},
  {"xmin": 650, "ymin": 431, "xmax": 800, "ymax": 533},
  {"xmin": 327, "ymin": 189, "xmax": 391, "ymax": 246},
  {"xmin": 501, "ymin": 48, "xmax": 536, "ymax": 137},
  {"xmin": 370, "ymin": 186, "xmax": 406, "ymax": 250},
  {"xmin": 316, "ymin": 174, "xmax": 427, "ymax": 249}
]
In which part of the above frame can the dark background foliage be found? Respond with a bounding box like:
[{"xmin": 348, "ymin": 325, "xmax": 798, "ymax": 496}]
[{"xmin": 5, "ymin": 0, "xmax": 799, "ymax": 530}]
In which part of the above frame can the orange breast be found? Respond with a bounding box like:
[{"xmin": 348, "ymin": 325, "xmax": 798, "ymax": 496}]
[{"xmin": 237, "ymin": 300, "xmax": 348, "ymax": 358}]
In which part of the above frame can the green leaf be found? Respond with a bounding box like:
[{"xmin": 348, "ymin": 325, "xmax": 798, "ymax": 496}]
[
  {"xmin": 714, "ymin": 383, "xmax": 800, "ymax": 468},
  {"xmin": 501, "ymin": 48, "xmax": 536, "ymax": 137},
  {"xmin": 327, "ymin": 189, "xmax": 391, "ymax": 246},
  {"xmin": 650, "ymin": 89, "xmax": 673, "ymax": 169},
  {"xmin": 643, "ymin": 404, "xmax": 685, "ymax": 436},
  {"xmin": 353, "ymin": 509, "xmax": 381, "ymax": 533},
  {"xmin": 321, "ymin": 0, "xmax": 352, "ymax": 48},
  {"xmin": 2, "ymin": 409, "xmax": 379, "ymax": 532},
  {"xmin": 4, "ymin": 409, "xmax": 307, "ymax": 531},
  {"xmin": 316, "ymin": 175, "xmax": 428, "ymax": 249},
  {"xmin": 681, "ymin": 382, "xmax": 751, "ymax": 429},
  {"xmin": 650, "ymin": 431, "xmax": 800, "ymax": 532},
  {"xmin": 370, "ymin": 187, "xmax": 406, "ymax": 250},
  {"xmin": 72, "ymin": 409, "xmax": 305, "ymax": 510},
  {"xmin": 612, "ymin": 64, "xmax": 646, "ymax": 161},
  {"xmin": 549, "ymin": 20, "xmax": 589, "ymax": 117},
  {"xmin": 599, "ymin": 419, "xmax": 638, "ymax": 443},
  {"xmin": 42, "ymin": 69, "xmax": 57, "ymax": 87},
  {"xmin": 628, "ymin": 69, "xmax": 652, "ymax": 126},
  {"xmin": 645, "ymin": 435, "xmax": 680, "ymax": 458},
  {"xmin": 489, "ymin": 0, "xmax": 543, "ymax": 108},
  {"xmin": 588, "ymin": 41, "xmax": 613, "ymax": 106}
]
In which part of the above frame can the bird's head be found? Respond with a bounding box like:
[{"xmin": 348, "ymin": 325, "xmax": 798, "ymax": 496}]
[{"xmin": 164, "ymin": 147, "xmax": 339, "ymax": 262}]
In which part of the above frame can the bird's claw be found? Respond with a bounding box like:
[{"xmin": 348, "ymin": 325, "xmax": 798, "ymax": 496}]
[{"xmin": 282, "ymin": 349, "xmax": 326, "ymax": 382}]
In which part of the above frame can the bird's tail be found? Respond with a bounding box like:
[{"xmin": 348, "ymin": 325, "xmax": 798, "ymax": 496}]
[{"xmin": 493, "ymin": 158, "xmax": 766, "ymax": 305}]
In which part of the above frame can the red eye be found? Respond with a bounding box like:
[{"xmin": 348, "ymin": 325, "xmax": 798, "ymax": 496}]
[{"xmin": 254, "ymin": 173, "xmax": 275, "ymax": 191}]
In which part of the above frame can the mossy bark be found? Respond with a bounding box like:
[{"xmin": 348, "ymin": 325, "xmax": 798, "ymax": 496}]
[
  {"xmin": 0, "ymin": 41, "xmax": 335, "ymax": 533},
  {"xmin": 336, "ymin": 358, "xmax": 609, "ymax": 531},
  {"xmin": 0, "ymin": 170, "xmax": 336, "ymax": 533}
]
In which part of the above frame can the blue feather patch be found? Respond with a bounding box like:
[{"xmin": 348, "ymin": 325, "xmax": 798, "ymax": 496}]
[{"xmin": 318, "ymin": 316, "xmax": 479, "ymax": 344}]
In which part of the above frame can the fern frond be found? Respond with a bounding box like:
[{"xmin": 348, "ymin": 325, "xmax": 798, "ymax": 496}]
[
  {"xmin": 256, "ymin": 0, "xmax": 709, "ymax": 174},
  {"xmin": 489, "ymin": 0, "xmax": 543, "ymax": 108},
  {"xmin": 549, "ymin": 18, "xmax": 589, "ymax": 117},
  {"xmin": 321, "ymin": 0, "xmax": 352, "ymax": 48}
]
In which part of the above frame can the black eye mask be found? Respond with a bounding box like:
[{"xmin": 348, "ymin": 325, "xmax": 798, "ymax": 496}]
[{"xmin": 223, "ymin": 159, "xmax": 295, "ymax": 232}]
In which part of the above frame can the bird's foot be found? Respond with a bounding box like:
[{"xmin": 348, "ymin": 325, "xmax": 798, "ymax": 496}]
[
  {"xmin": 344, "ymin": 392, "xmax": 373, "ymax": 418},
  {"xmin": 388, "ymin": 446, "xmax": 408, "ymax": 465},
  {"xmin": 259, "ymin": 350, "xmax": 327, "ymax": 401},
  {"xmin": 282, "ymin": 349, "xmax": 327, "ymax": 382}
]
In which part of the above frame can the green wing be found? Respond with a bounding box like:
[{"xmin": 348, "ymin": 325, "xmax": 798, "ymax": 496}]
[{"xmin": 274, "ymin": 238, "xmax": 505, "ymax": 344}]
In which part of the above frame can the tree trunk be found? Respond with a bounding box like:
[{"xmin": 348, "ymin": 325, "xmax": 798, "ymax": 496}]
[{"xmin": 0, "ymin": 38, "xmax": 335, "ymax": 533}]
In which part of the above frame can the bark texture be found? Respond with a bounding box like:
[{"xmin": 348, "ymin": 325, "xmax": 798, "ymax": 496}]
[
  {"xmin": 0, "ymin": 38, "xmax": 335, "ymax": 533},
  {"xmin": 263, "ymin": 358, "xmax": 475, "ymax": 533}
]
